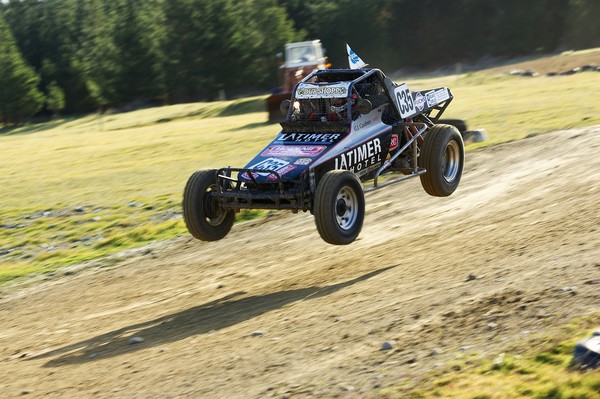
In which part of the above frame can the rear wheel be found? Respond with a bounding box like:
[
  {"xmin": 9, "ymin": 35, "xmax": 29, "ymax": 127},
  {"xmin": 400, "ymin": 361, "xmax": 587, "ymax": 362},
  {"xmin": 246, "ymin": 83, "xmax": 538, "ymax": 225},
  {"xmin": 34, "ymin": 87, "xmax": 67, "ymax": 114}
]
[
  {"xmin": 183, "ymin": 169, "xmax": 235, "ymax": 241},
  {"xmin": 314, "ymin": 170, "xmax": 365, "ymax": 245},
  {"xmin": 419, "ymin": 124, "xmax": 464, "ymax": 197}
]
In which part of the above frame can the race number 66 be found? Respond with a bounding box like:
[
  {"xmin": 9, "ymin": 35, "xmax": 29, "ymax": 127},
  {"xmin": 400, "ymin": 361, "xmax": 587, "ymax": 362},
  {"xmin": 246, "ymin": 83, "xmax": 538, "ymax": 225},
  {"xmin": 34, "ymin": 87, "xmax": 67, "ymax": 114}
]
[{"xmin": 394, "ymin": 84, "xmax": 416, "ymax": 118}]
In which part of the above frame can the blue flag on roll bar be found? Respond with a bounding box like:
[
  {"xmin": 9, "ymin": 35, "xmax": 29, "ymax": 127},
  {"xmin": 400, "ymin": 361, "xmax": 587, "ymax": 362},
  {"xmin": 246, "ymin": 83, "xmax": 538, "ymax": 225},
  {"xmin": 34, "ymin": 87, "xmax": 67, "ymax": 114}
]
[{"xmin": 346, "ymin": 44, "xmax": 368, "ymax": 69}]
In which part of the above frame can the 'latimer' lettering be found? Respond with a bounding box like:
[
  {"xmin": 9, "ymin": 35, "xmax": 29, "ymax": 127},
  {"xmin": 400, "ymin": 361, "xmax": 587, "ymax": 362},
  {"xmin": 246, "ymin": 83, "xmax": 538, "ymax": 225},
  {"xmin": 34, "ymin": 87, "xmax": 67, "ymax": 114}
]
[
  {"xmin": 277, "ymin": 133, "xmax": 341, "ymax": 143},
  {"xmin": 335, "ymin": 138, "xmax": 382, "ymax": 172}
]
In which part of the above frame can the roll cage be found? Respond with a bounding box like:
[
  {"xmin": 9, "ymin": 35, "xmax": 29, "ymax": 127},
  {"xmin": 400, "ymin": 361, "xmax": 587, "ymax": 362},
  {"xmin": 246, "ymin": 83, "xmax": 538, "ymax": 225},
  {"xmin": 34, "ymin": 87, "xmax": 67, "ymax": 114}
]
[{"xmin": 281, "ymin": 69, "xmax": 400, "ymax": 129}]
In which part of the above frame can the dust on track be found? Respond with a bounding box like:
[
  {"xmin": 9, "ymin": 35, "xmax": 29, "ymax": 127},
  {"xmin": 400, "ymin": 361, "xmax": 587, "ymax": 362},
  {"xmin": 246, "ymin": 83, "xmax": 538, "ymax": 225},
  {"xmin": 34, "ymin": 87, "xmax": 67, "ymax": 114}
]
[{"xmin": 1, "ymin": 126, "xmax": 599, "ymax": 398}]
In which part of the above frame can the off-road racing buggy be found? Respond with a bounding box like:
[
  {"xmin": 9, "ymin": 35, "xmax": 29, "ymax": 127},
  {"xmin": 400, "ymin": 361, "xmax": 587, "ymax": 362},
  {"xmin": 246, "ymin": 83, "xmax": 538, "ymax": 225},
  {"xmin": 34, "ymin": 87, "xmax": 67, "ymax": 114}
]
[{"xmin": 183, "ymin": 66, "xmax": 464, "ymax": 245}]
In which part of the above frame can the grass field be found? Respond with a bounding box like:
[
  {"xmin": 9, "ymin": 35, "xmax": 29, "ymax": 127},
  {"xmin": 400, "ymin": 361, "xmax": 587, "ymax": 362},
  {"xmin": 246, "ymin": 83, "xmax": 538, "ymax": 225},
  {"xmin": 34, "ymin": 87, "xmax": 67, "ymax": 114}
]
[{"xmin": 2, "ymin": 68, "xmax": 600, "ymax": 285}]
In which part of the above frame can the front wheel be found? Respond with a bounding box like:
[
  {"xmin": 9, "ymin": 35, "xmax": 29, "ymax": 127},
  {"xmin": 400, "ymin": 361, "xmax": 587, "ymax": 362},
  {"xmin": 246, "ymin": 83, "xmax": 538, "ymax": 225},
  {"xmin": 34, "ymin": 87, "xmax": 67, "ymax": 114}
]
[
  {"xmin": 182, "ymin": 169, "xmax": 235, "ymax": 241},
  {"xmin": 419, "ymin": 124, "xmax": 464, "ymax": 197},
  {"xmin": 313, "ymin": 170, "xmax": 365, "ymax": 245}
]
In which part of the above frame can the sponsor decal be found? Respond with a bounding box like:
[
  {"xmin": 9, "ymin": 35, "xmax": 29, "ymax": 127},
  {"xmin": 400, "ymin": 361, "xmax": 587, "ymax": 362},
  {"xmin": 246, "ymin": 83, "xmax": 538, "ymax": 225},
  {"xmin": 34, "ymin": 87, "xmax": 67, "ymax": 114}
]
[
  {"xmin": 390, "ymin": 134, "xmax": 399, "ymax": 151},
  {"xmin": 425, "ymin": 90, "xmax": 437, "ymax": 107},
  {"xmin": 414, "ymin": 92, "xmax": 425, "ymax": 111},
  {"xmin": 294, "ymin": 157, "xmax": 312, "ymax": 165},
  {"xmin": 243, "ymin": 158, "xmax": 298, "ymax": 181},
  {"xmin": 247, "ymin": 157, "xmax": 289, "ymax": 176},
  {"xmin": 334, "ymin": 138, "xmax": 382, "ymax": 174},
  {"xmin": 296, "ymin": 84, "xmax": 349, "ymax": 99},
  {"xmin": 356, "ymin": 162, "xmax": 381, "ymax": 177},
  {"xmin": 351, "ymin": 110, "xmax": 382, "ymax": 132},
  {"xmin": 241, "ymin": 172, "xmax": 259, "ymax": 180},
  {"xmin": 277, "ymin": 132, "xmax": 342, "ymax": 143},
  {"xmin": 267, "ymin": 164, "xmax": 296, "ymax": 180},
  {"xmin": 352, "ymin": 119, "xmax": 372, "ymax": 132},
  {"xmin": 262, "ymin": 145, "xmax": 326, "ymax": 157},
  {"xmin": 435, "ymin": 88, "xmax": 450, "ymax": 104}
]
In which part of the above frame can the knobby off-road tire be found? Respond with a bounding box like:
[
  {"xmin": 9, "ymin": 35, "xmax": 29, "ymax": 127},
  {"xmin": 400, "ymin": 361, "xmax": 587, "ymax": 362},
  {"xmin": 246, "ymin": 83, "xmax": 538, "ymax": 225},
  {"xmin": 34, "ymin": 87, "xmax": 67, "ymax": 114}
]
[
  {"xmin": 313, "ymin": 170, "xmax": 365, "ymax": 245},
  {"xmin": 182, "ymin": 169, "xmax": 235, "ymax": 241},
  {"xmin": 419, "ymin": 124, "xmax": 464, "ymax": 197}
]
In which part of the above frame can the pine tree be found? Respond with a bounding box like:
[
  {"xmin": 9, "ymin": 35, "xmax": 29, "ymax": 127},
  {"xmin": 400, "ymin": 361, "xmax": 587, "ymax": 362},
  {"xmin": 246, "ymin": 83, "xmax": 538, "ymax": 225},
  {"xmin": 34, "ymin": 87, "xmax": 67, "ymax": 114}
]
[
  {"xmin": 0, "ymin": 13, "xmax": 45, "ymax": 125},
  {"xmin": 46, "ymin": 81, "xmax": 66, "ymax": 119}
]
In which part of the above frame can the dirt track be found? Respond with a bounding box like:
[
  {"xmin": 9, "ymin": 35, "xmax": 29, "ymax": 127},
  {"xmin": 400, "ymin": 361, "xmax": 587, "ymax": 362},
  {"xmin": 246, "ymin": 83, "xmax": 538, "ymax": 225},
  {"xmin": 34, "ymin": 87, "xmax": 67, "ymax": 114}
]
[{"xmin": 1, "ymin": 126, "xmax": 599, "ymax": 398}]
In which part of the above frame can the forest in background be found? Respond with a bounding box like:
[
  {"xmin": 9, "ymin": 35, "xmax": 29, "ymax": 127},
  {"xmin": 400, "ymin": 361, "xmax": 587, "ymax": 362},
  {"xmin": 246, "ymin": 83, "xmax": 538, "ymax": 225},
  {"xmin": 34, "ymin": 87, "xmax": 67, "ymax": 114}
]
[{"xmin": 1, "ymin": 0, "xmax": 599, "ymax": 124}]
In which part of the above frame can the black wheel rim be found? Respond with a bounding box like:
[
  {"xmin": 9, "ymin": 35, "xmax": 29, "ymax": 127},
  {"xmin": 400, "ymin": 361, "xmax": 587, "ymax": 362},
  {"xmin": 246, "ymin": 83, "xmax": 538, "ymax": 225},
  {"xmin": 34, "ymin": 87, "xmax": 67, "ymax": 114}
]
[{"xmin": 203, "ymin": 185, "xmax": 227, "ymax": 226}]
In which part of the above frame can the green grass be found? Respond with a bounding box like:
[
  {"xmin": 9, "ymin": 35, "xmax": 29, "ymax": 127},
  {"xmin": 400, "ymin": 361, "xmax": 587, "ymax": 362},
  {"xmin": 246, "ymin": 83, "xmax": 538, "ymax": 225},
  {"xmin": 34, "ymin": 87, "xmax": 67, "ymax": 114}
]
[
  {"xmin": 2, "ymin": 70, "xmax": 600, "ymax": 285},
  {"xmin": 0, "ymin": 97, "xmax": 274, "ymax": 285},
  {"xmin": 409, "ymin": 71, "xmax": 600, "ymax": 147},
  {"xmin": 377, "ymin": 314, "xmax": 600, "ymax": 399}
]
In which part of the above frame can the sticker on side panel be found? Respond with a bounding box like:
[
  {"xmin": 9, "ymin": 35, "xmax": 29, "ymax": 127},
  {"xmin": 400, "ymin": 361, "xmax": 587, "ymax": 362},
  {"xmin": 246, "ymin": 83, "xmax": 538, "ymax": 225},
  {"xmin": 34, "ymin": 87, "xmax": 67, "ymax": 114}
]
[
  {"xmin": 276, "ymin": 132, "xmax": 343, "ymax": 144},
  {"xmin": 262, "ymin": 145, "xmax": 326, "ymax": 157},
  {"xmin": 390, "ymin": 134, "xmax": 399, "ymax": 151},
  {"xmin": 247, "ymin": 157, "xmax": 289, "ymax": 176},
  {"xmin": 414, "ymin": 92, "xmax": 425, "ymax": 111},
  {"xmin": 241, "ymin": 172, "xmax": 259, "ymax": 180},
  {"xmin": 425, "ymin": 90, "xmax": 437, "ymax": 107},
  {"xmin": 435, "ymin": 88, "xmax": 450, "ymax": 104},
  {"xmin": 294, "ymin": 158, "xmax": 312, "ymax": 165},
  {"xmin": 334, "ymin": 138, "xmax": 382, "ymax": 176},
  {"xmin": 267, "ymin": 164, "xmax": 297, "ymax": 180}
]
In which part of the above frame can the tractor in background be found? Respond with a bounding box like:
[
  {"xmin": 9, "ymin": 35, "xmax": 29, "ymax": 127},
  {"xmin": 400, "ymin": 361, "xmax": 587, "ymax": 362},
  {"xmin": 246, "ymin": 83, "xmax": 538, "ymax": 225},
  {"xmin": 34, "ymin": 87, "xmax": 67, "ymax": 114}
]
[{"xmin": 266, "ymin": 40, "xmax": 329, "ymax": 122}]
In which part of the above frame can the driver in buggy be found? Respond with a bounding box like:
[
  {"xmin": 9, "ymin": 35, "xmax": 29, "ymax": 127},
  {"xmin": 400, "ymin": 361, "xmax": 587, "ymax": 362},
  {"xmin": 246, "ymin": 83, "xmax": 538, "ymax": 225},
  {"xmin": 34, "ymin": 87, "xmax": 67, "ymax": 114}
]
[{"xmin": 303, "ymin": 92, "xmax": 360, "ymax": 123}]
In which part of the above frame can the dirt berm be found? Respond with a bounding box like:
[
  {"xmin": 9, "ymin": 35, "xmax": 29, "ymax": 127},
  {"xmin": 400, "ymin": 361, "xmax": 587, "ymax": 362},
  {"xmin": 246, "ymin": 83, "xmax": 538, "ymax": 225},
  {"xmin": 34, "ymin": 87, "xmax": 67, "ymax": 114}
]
[{"xmin": 1, "ymin": 126, "xmax": 599, "ymax": 398}]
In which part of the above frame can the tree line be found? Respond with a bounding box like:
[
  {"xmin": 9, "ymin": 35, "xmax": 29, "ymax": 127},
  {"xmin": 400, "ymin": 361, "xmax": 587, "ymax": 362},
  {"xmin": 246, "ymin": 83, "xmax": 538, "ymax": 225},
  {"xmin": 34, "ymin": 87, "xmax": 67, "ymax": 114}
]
[{"xmin": 1, "ymin": 0, "xmax": 599, "ymax": 124}]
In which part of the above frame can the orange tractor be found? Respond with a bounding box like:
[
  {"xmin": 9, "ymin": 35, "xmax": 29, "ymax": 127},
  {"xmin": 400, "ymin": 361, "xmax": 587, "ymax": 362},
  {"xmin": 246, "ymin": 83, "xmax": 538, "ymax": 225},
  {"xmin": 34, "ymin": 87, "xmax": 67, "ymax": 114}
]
[{"xmin": 266, "ymin": 40, "xmax": 329, "ymax": 122}]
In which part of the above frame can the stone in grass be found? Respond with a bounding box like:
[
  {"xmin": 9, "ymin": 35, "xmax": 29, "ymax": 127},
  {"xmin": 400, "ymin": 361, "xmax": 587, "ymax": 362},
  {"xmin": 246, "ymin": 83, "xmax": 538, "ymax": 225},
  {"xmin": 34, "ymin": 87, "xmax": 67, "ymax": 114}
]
[
  {"xmin": 572, "ymin": 336, "xmax": 600, "ymax": 369},
  {"xmin": 430, "ymin": 348, "xmax": 444, "ymax": 356},
  {"xmin": 128, "ymin": 337, "xmax": 144, "ymax": 345},
  {"xmin": 251, "ymin": 330, "xmax": 265, "ymax": 337},
  {"xmin": 380, "ymin": 341, "xmax": 395, "ymax": 351},
  {"xmin": 560, "ymin": 286, "xmax": 577, "ymax": 294}
]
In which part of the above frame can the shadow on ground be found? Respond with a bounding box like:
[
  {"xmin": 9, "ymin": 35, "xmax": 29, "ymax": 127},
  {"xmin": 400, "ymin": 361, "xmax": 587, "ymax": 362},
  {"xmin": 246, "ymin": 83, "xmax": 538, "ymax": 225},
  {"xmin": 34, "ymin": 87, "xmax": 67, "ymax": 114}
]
[{"xmin": 32, "ymin": 265, "xmax": 396, "ymax": 367}]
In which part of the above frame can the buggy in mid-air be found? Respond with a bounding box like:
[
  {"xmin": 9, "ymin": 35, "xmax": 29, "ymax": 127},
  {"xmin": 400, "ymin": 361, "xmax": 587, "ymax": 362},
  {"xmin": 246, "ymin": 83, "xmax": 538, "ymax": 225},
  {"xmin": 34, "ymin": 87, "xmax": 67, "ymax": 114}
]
[{"xmin": 183, "ymin": 51, "xmax": 464, "ymax": 245}]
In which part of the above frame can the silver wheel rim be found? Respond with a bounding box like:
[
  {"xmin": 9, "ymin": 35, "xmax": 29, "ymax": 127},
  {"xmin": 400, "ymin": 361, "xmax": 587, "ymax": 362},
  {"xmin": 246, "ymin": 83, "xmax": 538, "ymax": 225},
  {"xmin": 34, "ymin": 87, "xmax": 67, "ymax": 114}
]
[
  {"xmin": 335, "ymin": 186, "xmax": 358, "ymax": 231},
  {"xmin": 443, "ymin": 140, "xmax": 460, "ymax": 183}
]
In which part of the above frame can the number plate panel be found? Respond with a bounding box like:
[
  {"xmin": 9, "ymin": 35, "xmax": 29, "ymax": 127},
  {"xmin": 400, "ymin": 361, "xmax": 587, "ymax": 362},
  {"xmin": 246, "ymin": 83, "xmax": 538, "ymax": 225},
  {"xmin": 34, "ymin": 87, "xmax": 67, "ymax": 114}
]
[{"xmin": 394, "ymin": 84, "xmax": 416, "ymax": 118}]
